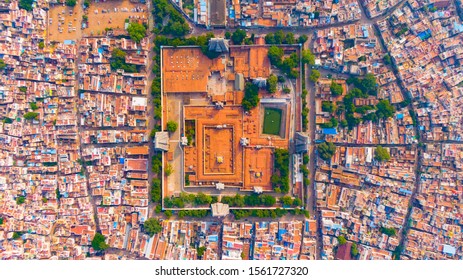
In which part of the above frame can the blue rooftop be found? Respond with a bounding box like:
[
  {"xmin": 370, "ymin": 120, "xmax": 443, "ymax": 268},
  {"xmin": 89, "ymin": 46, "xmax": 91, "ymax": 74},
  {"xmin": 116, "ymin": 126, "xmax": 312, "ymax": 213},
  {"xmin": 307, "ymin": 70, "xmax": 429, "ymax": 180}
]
[
  {"xmin": 443, "ymin": 244, "xmax": 456, "ymax": 256},
  {"xmin": 322, "ymin": 128, "xmax": 338, "ymax": 135}
]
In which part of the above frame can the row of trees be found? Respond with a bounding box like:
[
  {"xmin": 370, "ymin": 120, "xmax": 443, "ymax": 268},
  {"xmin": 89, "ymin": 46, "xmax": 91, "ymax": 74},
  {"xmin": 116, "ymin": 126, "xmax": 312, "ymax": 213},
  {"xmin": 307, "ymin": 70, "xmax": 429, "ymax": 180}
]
[
  {"xmin": 232, "ymin": 208, "xmax": 309, "ymax": 220},
  {"xmin": 264, "ymin": 31, "xmax": 307, "ymax": 45},
  {"xmin": 241, "ymin": 82, "xmax": 259, "ymax": 111},
  {"xmin": 152, "ymin": 0, "xmax": 190, "ymax": 37},
  {"xmin": 164, "ymin": 192, "xmax": 217, "ymax": 208},
  {"xmin": 272, "ymin": 149, "xmax": 290, "ymax": 193},
  {"xmin": 221, "ymin": 194, "xmax": 276, "ymax": 207},
  {"xmin": 280, "ymin": 196, "xmax": 302, "ymax": 207}
]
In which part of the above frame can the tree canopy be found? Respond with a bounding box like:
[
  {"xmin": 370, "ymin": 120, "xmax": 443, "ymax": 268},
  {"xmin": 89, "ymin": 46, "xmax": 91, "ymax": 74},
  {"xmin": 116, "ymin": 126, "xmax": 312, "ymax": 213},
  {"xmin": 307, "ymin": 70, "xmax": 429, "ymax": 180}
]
[
  {"xmin": 375, "ymin": 146, "xmax": 391, "ymax": 162},
  {"xmin": 19, "ymin": 0, "xmax": 33, "ymax": 11},
  {"xmin": 383, "ymin": 54, "xmax": 392, "ymax": 65},
  {"xmin": 272, "ymin": 149, "xmax": 290, "ymax": 193},
  {"xmin": 266, "ymin": 74, "xmax": 278, "ymax": 93},
  {"xmin": 144, "ymin": 218, "xmax": 162, "ymax": 237},
  {"xmin": 310, "ymin": 70, "xmax": 320, "ymax": 82},
  {"xmin": 110, "ymin": 48, "xmax": 137, "ymax": 73},
  {"xmin": 337, "ymin": 235, "xmax": 347, "ymax": 245},
  {"xmin": 322, "ymin": 101, "xmax": 336, "ymax": 113},
  {"xmin": 351, "ymin": 243, "xmax": 359, "ymax": 257},
  {"xmin": 330, "ymin": 81, "xmax": 343, "ymax": 97},
  {"xmin": 231, "ymin": 29, "xmax": 247, "ymax": 45},
  {"xmin": 65, "ymin": 0, "xmax": 76, "ymax": 6},
  {"xmin": 91, "ymin": 233, "xmax": 109, "ymax": 251},
  {"xmin": 166, "ymin": 121, "xmax": 178, "ymax": 133},
  {"xmin": 317, "ymin": 142, "xmax": 336, "ymax": 161},
  {"xmin": 152, "ymin": 0, "xmax": 190, "ymax": 37},
  {"xmin": 302, "ymin": 49, "xmax": 315, "ymax": 65},
  {"xmin": 268, "ymin": 46, "xmax": 284, "ymax": 66},
  {"xmin": 380, "ymin": 226, "xmax": 397, "ymax": 237},
  {"xmin": 23, "ymin": 112, "xmax": 39, "ymax": 120},
  {"xmin": 242, "ymin": 82, "xmax": 259, "ymax": 111},
  {"xmin": 127, "ymin": 22, "xmax": 146, "ymax": 43},
  {"xmin": 376, "ymin": 99, "xmax": 395, "ymax": 120}
]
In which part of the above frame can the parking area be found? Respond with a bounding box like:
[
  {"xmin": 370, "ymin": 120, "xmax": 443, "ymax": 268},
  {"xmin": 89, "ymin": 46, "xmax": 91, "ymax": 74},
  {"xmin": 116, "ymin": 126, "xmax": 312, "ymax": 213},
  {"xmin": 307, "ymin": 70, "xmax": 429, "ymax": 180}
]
[
  {"xmin": 85, "ymin": 0, "xmax": 146, "ymax": 36},
  {"xmin": 48, "ymin": 5, "xmax": 83, "ymax": 41},
  {"xmin": 47, "ymin": 0, "xmax": 147, "ymax": 42}
]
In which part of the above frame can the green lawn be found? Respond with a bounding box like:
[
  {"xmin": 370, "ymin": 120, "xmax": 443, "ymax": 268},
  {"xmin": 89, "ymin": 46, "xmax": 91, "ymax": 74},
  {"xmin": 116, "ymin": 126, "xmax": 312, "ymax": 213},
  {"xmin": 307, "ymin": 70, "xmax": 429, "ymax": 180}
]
[{"xmin": 263, "ymin": 108, "xmax": 282, "ymax": 135}]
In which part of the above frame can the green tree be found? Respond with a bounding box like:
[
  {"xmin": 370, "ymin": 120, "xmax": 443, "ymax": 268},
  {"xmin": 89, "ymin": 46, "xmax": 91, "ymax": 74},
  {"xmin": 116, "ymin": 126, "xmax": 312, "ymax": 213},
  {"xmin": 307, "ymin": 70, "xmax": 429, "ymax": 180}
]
[
  {"xmin": 23, "ymin": 112, "xmax": 39, "ymax": 120},
  {"xmin": 376, "ymin": 99, "xmax": 395, "ymax": 120},
  {"xmin": 330, "ymin": 81, "xmax": 343, "ymax": 97},
  {"xmin": 284, "ymin": 33, "xmax": 296, "ymax": 44},
  {"xmin": 266, "ymin": 74, "xmax": 278, "ymax": 93},
  {"xmin": 292, "ymin": 197, "xmax": 302, "ymax": 207},
  {"xmin": 303, "ymin": 154, "xmax": 309, "ymax": 165},
  {"xmin": 165, "ymin": 163, "xmax": 174, "ymax": 176},
  {"xmin": 84, "ymin": 0, "xmax": 90, "ymax": 7},
  {"xmin": 38, "ymin": 42, "xmax": 45, "ymax": 49},
  {"xmin": 322, "ymin": 101, "xmax": 336, "ymax": 113},
  {"xmin": 197, "ymin": 246, "xmax": 207, "ymax": 257},
  {"xmin": 280, "ymin": 196, "xmax": 293, "ymax": 207},
  {"xmin": 13, "ymin": 232, "xmax": 23, "ymax": 239},
  {"xmin": 360, "ymin": 73, "xmax": 377, "ymax": 95},
  {"xmin": 261, "ymin": 195, "xmax": 276, "ymax": 207},
  {"xmin": 166, "ymin": 121, "xmax": 178, "ymax": 133},
  {"xmin": 265, "ymin": 33, "xmax": 275, "ymax": 44},
  {"xmin": 298, "ymin": 34, "xmax": 308, "ymax": 44},
  {"xmin": 151, "ymin": 178, "xmax": 161, "ymax": 202},
  {"xmin": 91, "ymin": 233, "xmax": 109, "ymax": 251},
  {"xmin": 0, "ymin": 217, "xmax": 3, "ymax": 225},
  {"xmin": 274, "ymin": 30, "xmax": 284, "ymax": 44},
  {"xmin": 231, "ymin": 29, "xmax": 246, "ymax": 45},
  {"xmin": 30, "ymin": 102, "xmax": 39, "ymax": 111},
  {"xmin": 267, "ymin": 46, "xmax": 284, "ymax": 66},
  {"xmin": 351, "ymin": 242, "xmax": 359, "ymax": 257},
  {"xmin": 127, "ymin": 22, "xmax": 147, "ymax": 43},
  {"xmin": 337, "ymin": 235, "xmax": 347, "ymax": 245},
  {"xmin": 301, "ymin": 49, "xmax": 315, "ymax": 65},
  {"xmin": 241, "ymin": 82, "xmax": 259, "ymax": 111},
  {"xmin": 383, "ymin": 54, "xmax": 392, "ymax": 65},
  {"xmin": 375, "ymin": 146, "xmax": 391, "ymax": 162},
  {"xmin": 309, "ymin": 70, "xmax": 320, "ymax": 82},
  {"xmin": 194, "ymin": 192, "xmax": 213, "ymax": 205},
  {"xmin": 144, "ymin": 218, "xmax": 162, "ymax": 237},
  {"xmin": 110, "ymin": 48, "xmax": 137, "ymax": 73},
  {"xmin": 19, "ymin": 0, "xmax": 33, "ymax": 11},
  {"xmin": 317, "ymin": 142, "xmax": 336, "ymax": 161},
  {"xmin": 65, "ymin": 0, "xmax": 76, "ymax": 6},
  {"xmin": 380, "ymin": 226, "xmax": 397, "ymax": 237},
  {"xmin": 164, "ymin": 210, "xmax": 173, "ymax": 218},
  {"xmin": 224, "ymin": 31, "xmax": 231, "ymax": 39},
  {"xmin": 0, "ymin": 59, "xmax": 6, "ymax": 70},
  {"xmin": 16, "ymin": 196, "xmax": 26, "ymax": 205}
]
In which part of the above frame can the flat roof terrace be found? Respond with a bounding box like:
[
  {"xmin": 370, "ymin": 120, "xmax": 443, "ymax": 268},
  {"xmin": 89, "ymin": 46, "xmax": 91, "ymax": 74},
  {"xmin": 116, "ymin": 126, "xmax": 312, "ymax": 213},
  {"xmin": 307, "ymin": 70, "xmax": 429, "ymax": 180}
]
[
  {"xmin": 229, "ymin": 46, "xmax": 270, "ymax": 79},
  {"xmin": 204, "ymin": 126, "xmax": 235, "ymax": 175},
  {"xmin": 243, "ymin": 147, "xmax": 273, "ymax": 191},
  {"xmin": 184, "ymin": 106, "xmax": 244, "ymax": 185},
  {"xmin": 162, "ymin": 47, "xmax": 211, "ymax": 93}
]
